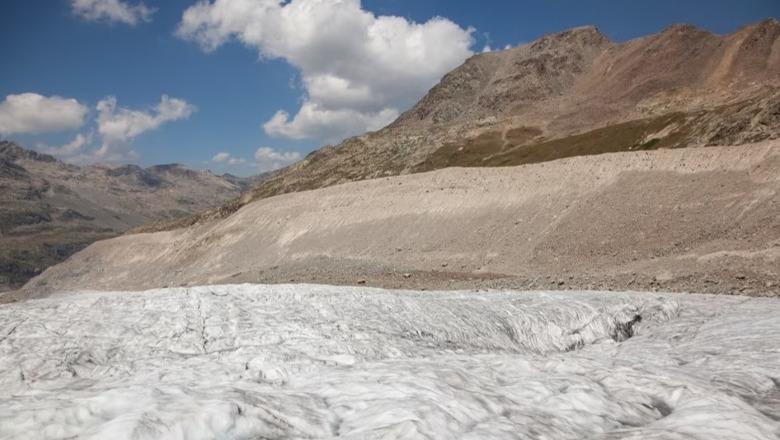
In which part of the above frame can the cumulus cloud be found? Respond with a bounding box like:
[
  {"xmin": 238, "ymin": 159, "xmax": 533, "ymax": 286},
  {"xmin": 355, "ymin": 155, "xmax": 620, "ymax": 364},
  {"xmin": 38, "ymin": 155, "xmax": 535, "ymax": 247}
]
[
  {"xmin": 210, "ymin": 147, "xmax": 300, "ymax": 172},
  {"xmin": 212, "ymin": 152, "xmax": 230, "ymax": 162},
  {"xmin": 177, "ymin": 0, "xmax": 474, "ymax": 143},
  {"xmin": 37, "ymin": 133, "xmax": 91, "ymax": 156},
  {"xmin": 96, "ymin": 94, "xmax": 195, "ymax": 148},
  {"xmin": 212, "ymin": 151, "xmax": 246, "ymax": 165},
  {"xmin": 66, "ymin": 144, "xmax": 141, "ymax": 165},
  {"xmin": 64, "ymin": 95, "xmax": 195, "ymax": 164},
  {"xmin": 0, "ymin": 93, "xmax": 88, "ymax": 135},
  {"xmin": 254, "ymin": 146, "xmax": 301, "ymax": 172},
  {"xmin": 263, "ymin": 103, "xmax": 398, "ymax": 142},
  {"xmin": 70, "ymin": 0, "xmax": 155, "ymax": 25}
]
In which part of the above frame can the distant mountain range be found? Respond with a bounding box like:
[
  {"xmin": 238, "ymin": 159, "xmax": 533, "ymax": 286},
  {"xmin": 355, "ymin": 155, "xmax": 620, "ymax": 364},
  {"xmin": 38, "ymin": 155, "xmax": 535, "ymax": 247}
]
[
  {"xmin": 142, "ymin": 19, "xmax": 780, "ymax": 233},
  {"xmin": 0, "ymin": 141, "xmax": 264, "ymax": 291}
]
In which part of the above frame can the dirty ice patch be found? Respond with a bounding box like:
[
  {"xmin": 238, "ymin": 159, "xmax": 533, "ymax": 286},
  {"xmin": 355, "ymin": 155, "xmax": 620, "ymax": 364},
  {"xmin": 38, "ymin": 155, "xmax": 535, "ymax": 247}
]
[{"xmin": 0, "ymin": 284, "xmax": 779, "ymax": 439}]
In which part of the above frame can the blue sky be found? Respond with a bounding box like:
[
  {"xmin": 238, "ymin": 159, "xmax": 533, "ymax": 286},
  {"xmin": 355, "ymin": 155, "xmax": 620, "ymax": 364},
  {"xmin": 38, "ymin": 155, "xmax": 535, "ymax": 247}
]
[{"xmin": 1, "ymin": 0, "xmax": 777, "ymax": 176}]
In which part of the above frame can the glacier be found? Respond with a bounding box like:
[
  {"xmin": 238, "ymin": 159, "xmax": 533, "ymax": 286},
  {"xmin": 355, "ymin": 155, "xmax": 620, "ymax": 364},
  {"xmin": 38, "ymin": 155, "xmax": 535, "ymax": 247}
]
[{"xmin": 0, "ymin": 284, "xmax": 779, "ymax": 439}]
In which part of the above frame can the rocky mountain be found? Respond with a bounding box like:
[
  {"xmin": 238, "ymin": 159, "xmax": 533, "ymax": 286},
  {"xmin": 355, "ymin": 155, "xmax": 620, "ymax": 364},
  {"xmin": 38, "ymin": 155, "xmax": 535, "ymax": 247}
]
[
  {"xmin": 140, "ymin": 19, "xmax": 780, "ymax": 232},
  {"xmin": 8, "ymin": 20, "xmax": 780, "ymax": 301},
  {"xmin": 0, "ymin": 141, "xmax": 261, "ymax": 291},
  {"xmin": 4, "ymin": 19, "xmax": 779, "ymax": 440}
]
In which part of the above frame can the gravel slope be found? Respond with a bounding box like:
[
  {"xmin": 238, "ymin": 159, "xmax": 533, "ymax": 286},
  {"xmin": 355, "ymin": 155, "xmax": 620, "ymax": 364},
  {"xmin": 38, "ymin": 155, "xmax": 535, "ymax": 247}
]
[{"xmin": 14, "ymin": 141, "xmax": 779, "ymax": 300}]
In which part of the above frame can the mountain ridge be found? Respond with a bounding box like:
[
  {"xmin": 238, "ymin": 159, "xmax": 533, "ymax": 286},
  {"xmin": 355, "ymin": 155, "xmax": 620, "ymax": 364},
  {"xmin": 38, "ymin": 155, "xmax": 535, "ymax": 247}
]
[
  {"xmin": 136, "ymin": 19, "xmax": 780, "ymax": 234},
  {"xmin": 0, "ymin": 141, "xmax": 263, "ymax": 291}
]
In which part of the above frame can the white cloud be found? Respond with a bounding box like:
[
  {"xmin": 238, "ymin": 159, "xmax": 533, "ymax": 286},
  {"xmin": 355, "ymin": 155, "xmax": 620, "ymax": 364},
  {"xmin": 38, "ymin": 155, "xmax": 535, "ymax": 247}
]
[
  {"xmin": 178, "ymin": 0, "xmax": 474, "ymax": 143},
  {"xmin": 212, "ymin": 151, "xmax": 247, "ymax": 165},
  {"xmin": 482, "ymin": 45, "xmax": 492, "ymax": 53},
  {"xmin": 209, "ymin": 147, "xmax": 299, "ymax": 173},
  {"xmin": 0, "ymin": 93, "xmax": 88, "ymax": 135},
  {"xmin": 254, "ymin": 146, "xmax": 301, "ymax": 172},
  {"xmin": 212, "ymin": 151, "xmax": 230, "ymax": 162},
  {"xmin": 263, "ymin": 103, "xmax": 398, "ymax": 143},
  {"xmin": 96, "ymin": 94, "xmax": 195, "ymax": 149},
  {"xmin": 66, "ymin": 95, "xmax": 195, "ymax": 164},
  {"xmin": 70, "ymin": 0, "xmax": 155, "ymax": 25},
  {"xmin": 37, "ymin": 133, "xmax": 91, "ymax": 156},
  {"xmin": 66, "ymin": 146, "xmax": 141, "ymax": 165}
]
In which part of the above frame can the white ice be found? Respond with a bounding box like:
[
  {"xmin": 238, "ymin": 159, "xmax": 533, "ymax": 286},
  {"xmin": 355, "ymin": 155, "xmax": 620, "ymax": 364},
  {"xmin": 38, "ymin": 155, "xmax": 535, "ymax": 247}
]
[{"xmin": 1, "ymin": 284, "xmax": 779, "ymax": 439}]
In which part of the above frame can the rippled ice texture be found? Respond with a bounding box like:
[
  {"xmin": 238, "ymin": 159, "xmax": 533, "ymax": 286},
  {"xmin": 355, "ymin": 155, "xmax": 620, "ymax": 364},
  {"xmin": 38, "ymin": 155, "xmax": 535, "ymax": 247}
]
[{"xmin": 1, "ymin": 284, "xmax": 779, "ymax": 439}]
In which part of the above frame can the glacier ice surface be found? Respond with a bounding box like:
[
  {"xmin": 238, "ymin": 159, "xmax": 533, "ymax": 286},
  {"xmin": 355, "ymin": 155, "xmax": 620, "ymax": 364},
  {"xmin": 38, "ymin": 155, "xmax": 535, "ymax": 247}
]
[{"xmin": 1, "ymin": 284, "xmax": 779, "ymax": 439}]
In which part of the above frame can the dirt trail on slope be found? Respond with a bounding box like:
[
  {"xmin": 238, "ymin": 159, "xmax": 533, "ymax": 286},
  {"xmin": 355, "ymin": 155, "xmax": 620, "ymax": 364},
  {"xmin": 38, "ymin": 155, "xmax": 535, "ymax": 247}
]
[{"xmin": 8, "ymin": 141, "xmax": 780, "ymax": 301}]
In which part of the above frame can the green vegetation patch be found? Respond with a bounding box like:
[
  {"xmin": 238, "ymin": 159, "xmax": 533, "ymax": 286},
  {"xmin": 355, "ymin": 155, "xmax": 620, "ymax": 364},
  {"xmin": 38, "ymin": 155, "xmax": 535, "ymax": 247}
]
[{"xmin": 415, "ymin": 113, "xmax": 690, "ymax": 171}]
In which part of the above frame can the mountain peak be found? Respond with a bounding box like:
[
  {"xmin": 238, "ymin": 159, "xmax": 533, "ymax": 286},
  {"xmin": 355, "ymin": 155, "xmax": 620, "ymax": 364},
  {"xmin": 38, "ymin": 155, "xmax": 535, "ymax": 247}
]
[
  {"xmin": 0, "ymin": 141, "xmax": 24, "ymax": 157},
  {"xmin": 210, "ymin": 18, "xmax": 780, "ymax": 226},
  {"xmin": 394, "ymin": 23, "xmax": 615, "ymax": 128},
  {"xmin": 734, "ymin": 17, "xmax": 780, "ymax": 40},
  {"xmin": 656, "ymin": 23, "xmax": 713, "ymax": 39},
  {"xmin": 529, "ymin": 24, "xmax": 613, "ymax": 52},
  {"xmin": 0, "ymin": 141, "xmax": 58, "ymax": 163},
  {"xmin": 146, "ymin": 163, "xmax": 187, "ymax": 173},
  {"xmin": 147, "ymin": 163, "xmax": 203, "ymax": 180},
  {"xmin": 743, "ymin": 17, "xmax": 780, "ymax": 31},
  {"xmin": 567, "ymin": 25, "xmax": 606, "ymax": 38}
]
